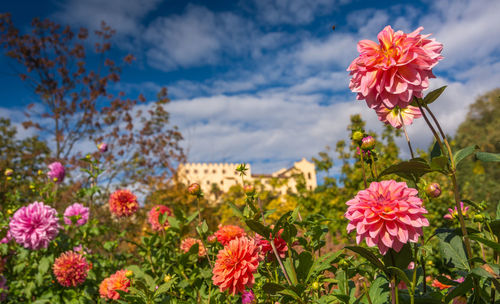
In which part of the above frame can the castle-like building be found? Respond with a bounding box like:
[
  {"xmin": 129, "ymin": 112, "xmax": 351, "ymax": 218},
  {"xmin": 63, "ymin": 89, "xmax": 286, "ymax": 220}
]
[{"xmin": 177, "ymin": 158, "xmax": 317, "ymax": 194}]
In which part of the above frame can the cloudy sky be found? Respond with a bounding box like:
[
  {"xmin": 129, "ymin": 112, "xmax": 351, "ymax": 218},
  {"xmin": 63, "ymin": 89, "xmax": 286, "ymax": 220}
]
[{"xmin": 1, "ymin": 0, "xmax": 499, "ymax": 175}]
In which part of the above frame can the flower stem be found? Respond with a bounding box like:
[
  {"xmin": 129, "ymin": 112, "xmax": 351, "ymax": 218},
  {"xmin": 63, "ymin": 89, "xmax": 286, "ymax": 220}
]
[
  {"xmin": 399, "ymin": 111, "xmax": 415, "ymax": 159},
  {"xmin": 360, "ymin": 150, "xmax": 368, "ymax": 188}
]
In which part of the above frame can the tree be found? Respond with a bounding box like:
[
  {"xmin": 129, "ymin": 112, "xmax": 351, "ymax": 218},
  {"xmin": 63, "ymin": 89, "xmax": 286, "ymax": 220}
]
[
  {"xmin": 454, "ymin": 88, "xmax": 500, "ymax": 207},
  {"xmin": 0, "ymin": 14, "xmax": 184, "ymax": 189}
]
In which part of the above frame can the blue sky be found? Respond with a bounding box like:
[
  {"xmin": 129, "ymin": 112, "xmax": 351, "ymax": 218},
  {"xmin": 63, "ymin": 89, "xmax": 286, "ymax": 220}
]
[{"xmin": 1, "ymin": 0, "xmax": 499, "ymax": 175}]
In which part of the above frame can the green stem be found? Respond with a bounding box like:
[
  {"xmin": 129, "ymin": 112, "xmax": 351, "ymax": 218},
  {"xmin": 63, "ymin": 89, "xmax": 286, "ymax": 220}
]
[
  {"xmin": 363, "ymin": 281, "xmax": 373, "ymax": 304},
  {"xmin": 370, "ymin": 154, "xmax": 378, "ymax": 179},
  {"xmin": 360, "ymin": 149, "xmax": 368, "ymax": 188},
  {"xmin": 399, "ymin": 111, "xmax": 415, "ymax": 159}
]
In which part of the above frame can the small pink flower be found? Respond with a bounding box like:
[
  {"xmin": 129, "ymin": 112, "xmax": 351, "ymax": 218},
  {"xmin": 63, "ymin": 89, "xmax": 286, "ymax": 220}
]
[
  {"xmin": 242, "ymin": 290, "xmax": 256, "ymax": 304},
  {"xmin": 180, "ymin": 238, "xmax": 206, "ymax": 256},
  {"xmin": 48, "ymin": 162, "xmax": 65, "ymax": 183},
  {"xmin": 9, "ymin": 201, "xmax": 60, "ymax": 250},
  {"xmin": 375, "ymin": 105, "xmax": 422, "ymax": 128},
  {"xmin": 345, "ymin": 180, "xmax": 429, "ymax": 254},
  {"xmin": 97, "ymin": 142, "xmax": 108, "ymax": 153},
  {"xmin": 63, "ymin": 203, "xmax": 89, "ymax": 226},
  {"xmin": 148, "ymin": 205, "xmax": 173, "ymax": 231},
  {"xmin": 444, "ymin": 202, "xmax": 469, "ymax": 220},
  {"xmin": 348, "ymin": 25, "xmax": 443, "ymax": 110}
]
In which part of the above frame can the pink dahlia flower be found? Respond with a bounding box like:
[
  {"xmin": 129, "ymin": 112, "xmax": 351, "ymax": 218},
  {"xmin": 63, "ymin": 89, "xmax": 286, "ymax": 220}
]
[
  {"xmin": 180, "ymin": 237, "xmax": 206, "ymax": 256},
  {"xmin": 99, "ymin": 269, "xmax": 131, "ymax": 300},
  {"xmin": 47, "ymin": 161, "xmax": 65, "ymax": 183},
  {"xmin": 148, "ymin": 205, "xmax": 173, "ymax": 231},
  {"xmin": 345, "ymin": 180, "xmax": 429, "ymax": 254},
  {"xmin": 63, "ymin": 203, "xmax": 89, "ymax": 226},
  {"xmin": 255, "ymin": 229, "xmax": 288, "ymax": 259},
  {"xmin": 214, "ymin": 224, "xmax": 247, "ymax": 246},
  {"xmin": 375, "ymin": 105, "xmax": 422, "ymax": 128},
  {"xmin": 348, "ymin": 25, "xmax": 443, "ymax": 109},
  {"xmin": 242, "ymin": 290, "xmax": 256, "ymax": 304},
  {"xmin": 444, "ymin": 202, "xmax": 469, "ymax": 220},
  {"xmin": 9, "ymin": 201, "xmax": 60, "ymax": 250},
  {"xmin": 212, "ymin": 237, "xmax": 260, "ymax": 295},
  {"xmin": 109, "ymin": 189, "xmax": 139, "ymax": 217},
  {"xmin": 53, "ymin": 251, "xmax": 91, "ymax": 287}
]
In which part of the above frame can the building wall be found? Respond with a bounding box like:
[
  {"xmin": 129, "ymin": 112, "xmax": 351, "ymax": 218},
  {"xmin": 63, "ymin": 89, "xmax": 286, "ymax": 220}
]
[{"xmin": 177, "ymin": 158, "xmax": 317, "ymax": 195}]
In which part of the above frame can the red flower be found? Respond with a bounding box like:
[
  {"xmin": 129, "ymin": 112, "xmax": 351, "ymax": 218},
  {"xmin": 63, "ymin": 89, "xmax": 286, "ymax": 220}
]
[
  {"xmin": 212, "ymin": 237, "xmax": 260, "ymax": 295},
  {"xmin": 148, "ymin": 205, "xmax": 173, "ymax": 231},
  {"xmin": 53, "ymin": 251, "xmax": 91, "ymax": 287},
  {"xmin": 109, "ymin": 189, "xmax": 139, "ymax": 217},
  {"xmin": 255, "ymin": 229, "xmax": 288, "ymax": 259},
  {"xmin": 180, "ymin": 237, "xmax": 206, "ymax": 256},
  {"xmin": 214, "ymin": 224, "xmax": 247, "ymax": 246}
]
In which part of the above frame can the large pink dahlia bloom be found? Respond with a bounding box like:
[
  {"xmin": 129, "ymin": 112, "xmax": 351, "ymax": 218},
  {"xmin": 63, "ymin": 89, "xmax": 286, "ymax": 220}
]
[
  {"xmin": 212, "ymin": 237, "xmax": 260, "ymax": 295},
  {"xmin": 9, "ymin": 201, "xmax": 60, "ymax": 250},
  {"xmin": 53, "ymin": 251, "xmax": 91, "ymax": 287},
  {"xmin": 63, "ymin": 203, "xmax": 89, "ymax": 226},
  {"xmin": 348, "ymin": 25, "xmax": 443, "ymax": 109},
  {"xmin": 345, "ymin": 180, "xmax": 429, "ymax": 254}
]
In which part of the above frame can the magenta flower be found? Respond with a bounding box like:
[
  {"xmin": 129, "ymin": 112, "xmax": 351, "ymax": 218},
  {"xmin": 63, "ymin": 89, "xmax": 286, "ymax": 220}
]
[
  {"xmin": 345, "ymin": 180, "xmax": 429, "ymax": 254},
  {"xmin": 98, "ymin": 142, "xmax": 108, "ymax": 153},
  {"xmin": 348, "ymin": 25, "xmax": 443, "ymax": 110},
  {"xmin": 242, "ymin": 290, "xmax": 256, "ymax": 304},
  {"xmin": 64, "ymin": 203, "xmax": 90, "ymax": 226},
  {"xmin": 444, "ymin": 202, "xmax": 469, "ymax": 220},
  {"xmin": 48, "ymin": 161, "xmax": 65, "ymax": 183},
  {"xmin": 375, "ymin": 105, "xmax": 422, "ymax": 129},
  {"xmin": 9, "ymin": 201, "xmax": 60, "ymax": 250}
]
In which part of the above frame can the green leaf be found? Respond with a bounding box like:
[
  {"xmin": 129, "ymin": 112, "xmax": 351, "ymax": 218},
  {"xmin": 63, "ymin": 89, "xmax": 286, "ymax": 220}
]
[
  {"xmin": 186, "ymin": 211, "xmax": 199, "ymax": 224},
  {"xmin": 430, "ymin": 155, "xmax": 448, "ymax": 171},
  {"xmin": 245, "ymin": 219, "xmax": 271, "ymax": 237},
  {"xmin": 445, "ymin": 276, "xmax": 472, "ymax": 303},
  {"xmin": 38, "ymin": 256, "xmax": 51, "ymax": 275},
  {"xmin": 227, "ymin": 202, "xmax": 243, "ymax": 219},
  {"xmin": 167, "ymin": 216, "xmax": 180, "ymax": 230},
  {"xmin": 436, "ymin": 229, "xmax": 469, "ymax": 270},
  {"xmin": 453, "ymin": 145, "xmax": 479, "ymax": 166},
  {"xmin": 387, "ymin": 266, "xmax": 412, "ymax": 289},
  {"xmin": 283, "ymin": 257, "xmax": 298, "ymax": 285},
  {"xmin": 379, "ymin": 158, "xmax": 432, "ymax": 180},
  {"xmin": 430, "ymin": 141, "xmax": 442, "ymax": 160},
  {"xmin": 273, "ymin": 211, "xmax": 292, "ymax": 236},
  {"xmin": 382, "ymin": 244, "xmax": 412, "ymax": 269},
  {"xmin": 345, "ymin": 246, "xmax": 385, "ymax": 272},
  {"xmin": 296, "ymin": 251, "xmax": 314, "ymax": 283},
  {"xmin": 423, "ymin": 86, "xmax": 447, "ymax": 105},
  {"xmin": 470, "ymin": 267, "xmax": 495, "ymax": 279},
  {"xmin": 262, "ymin": 282, "xmax": 285, "ymax": 294},
  {"xmin": 476, "ymin": 151, "xmax": 500, "ymax": 162},
  {"xmin": 469, "ymin": 234, "xmax": 500, "ymax": 252},
  {"xmin": 368, "ymin": 276, "xmax": 390, "ymax": 304},
  {"xmin": 307, "ymin": 251, "xmax": 342, "ymax": 282},
  {"xmin": 497, "ymin": 202, "xmax": 500, "ymax": 220},
  {"xmin": 278, "ymin": 288, "xmax": 301, "ymax": 300}
]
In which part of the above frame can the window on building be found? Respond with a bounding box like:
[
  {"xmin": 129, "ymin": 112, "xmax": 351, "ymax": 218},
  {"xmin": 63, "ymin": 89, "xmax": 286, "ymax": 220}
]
[
  {"xmin": 185, "ymin": 170, "xmax": 189, "ymax": 174},
  {"xmin": 194, "ymin": 169, "xmax": 198, "ymax": 174},
  {"xmin": 212, "ymin": 169, "xmax": 216, "ymax": 173},
  {"xmin": 204, "ymin": 169, "xmax": 208, "ymax": 174},
  {"xmin": 220, "ymin": 180, "xmax": 224, "ymax": 185},
  {"xmin": 206, "ymin": 181, "xmax": 210, "ymax": 185},
  {"xmin": 222, "ymin": 169, "xmax": 226, "ymax": 174},
  {"xmin": 308, "ymin": 172, "xmax": 311, "ymax": 179}
]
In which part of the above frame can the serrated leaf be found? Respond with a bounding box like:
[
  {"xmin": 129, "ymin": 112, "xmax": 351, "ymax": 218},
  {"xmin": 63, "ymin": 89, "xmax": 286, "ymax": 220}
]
[
  {"xmin": 245, "ymin": 219, "xmax": 271, "ymax": 237},
  {"xmin": 345, "ymin": 246, "xmax": 385, "ymax": 272},
  {"xmin": 423, "ymin": 86, "xmax": 447, "ymax": 105},
  {"xmin": 453, "ymin": 145, "xmax": 479, "ymax": 166},
  {"xmin": 436, "ymin": 229, "xmax": 469, "ymax": 270},
  {"xmin": 476, "ymin": 151, "xmax": 500, "ymax": 162},
  {"xmin": 368, "ymin": 276, "xmax": 390, "ymax": 304},
  {"xmin": 262, "ymin": 282, "xmax": 285, "ymax": 294}
]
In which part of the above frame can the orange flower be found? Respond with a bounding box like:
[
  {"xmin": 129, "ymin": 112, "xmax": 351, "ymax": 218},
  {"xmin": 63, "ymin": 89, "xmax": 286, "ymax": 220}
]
[
  {"xmin": 99, "ymin": 269, "xmax": 131, "ymax": 300},
  {"xmin": 212, "ymin": 237, "xmax": 260, "ymax": 295},
  {"xmin": 180, "ymin": 237, "xmax": 206, "ymax": 256},
  {"xmin": 109, "ymin": 190, "xmax": 139, "ymax": 217},
  {"xmin": 148, "ymin": 205, "xmax": 173, "ymax": 231},
  {"xmin": 214, "ymin": 224, "xmax": 246, "ymax": 246}
]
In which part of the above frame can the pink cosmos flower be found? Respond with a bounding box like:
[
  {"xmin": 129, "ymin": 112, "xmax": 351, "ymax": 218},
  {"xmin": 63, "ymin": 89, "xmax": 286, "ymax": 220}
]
[
  {"xmin": 345, "ymin": 180, "xmax": 429, "ymax": 254},
  {"xmin": 47, "ymin": 161, "xmax": 65, "ymax": 183},
  {"xmin": 9, "ymin": 201, "xmax": 60, "ymax": 250},
  {"xmin": 148, "ymin": 205, "xmax": 173, "ymax": 231},
  {"xmin": 63, "ymin": 203, "xmax": 89, "ymax": 226},
  {"xmin": 375, "ymin": 105, "xmax": 422, "ymax": 128},
  {"xmin": 444, "ymin": 202, "xmax": 469, "ymax": 220},
  {"xmin": 53, "ymin": 251, "xmax": 91, "ymax": 287},
  {"xmin": 348, "ymin": 25, "xmax": 443, "ymax": 110},
  {"xmin": 212, "ymin": 237, "xmax": 260, "ymax": 295},
  {"xmin": 242, "ymin": 290, "xmax": 256, "ymax": 304}
]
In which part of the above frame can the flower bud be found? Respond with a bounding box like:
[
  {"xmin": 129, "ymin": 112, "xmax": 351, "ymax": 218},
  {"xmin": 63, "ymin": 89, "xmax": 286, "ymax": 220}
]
[
  {"xmin": 207, "ymin": 235, "xmax": 217, "ymax": 243},
  {"xmin": 473, "ymin": 214, "xmax": 484, "ymax": 223},
  {"xmin": 361, "ymin": 136, "xmax": 375, "ymax": 150},
  {"xmin": 244, "ymin": 184, "xmax": 255, "ymax": 195},
  {"xmin": 352, "ymin": 131, "xmax": 364, "ymax": 142},
  {"xmin": 312, "ymin": 281, "xmax": 320, "ymax": 290},
  {"xmin": 125, "ymin": 270, "xmax": 134, "ymax": 278},
  {"xmin": 98, "ymin": 142, "xmax": 108, "ymax": 153},
  {"xmin": 4, "ymin": 169, "xmax": 13, "ymax": 176},
  {"xmin": 188, "ymin": 183, "xmax": 202, "ymax": 197},
  {"xmin": 425, "ymin": 183, "xmax": 441, "ymax": 198},
  {"xmin": 164, "ymin": 274, "xmax": 172, "ymax": 283}
]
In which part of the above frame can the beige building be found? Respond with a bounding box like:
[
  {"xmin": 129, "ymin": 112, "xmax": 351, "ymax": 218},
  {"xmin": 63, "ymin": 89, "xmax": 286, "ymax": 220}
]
[{"xmin": 177, "ymin": 158, "xmax": 317, "ymax": 195}]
